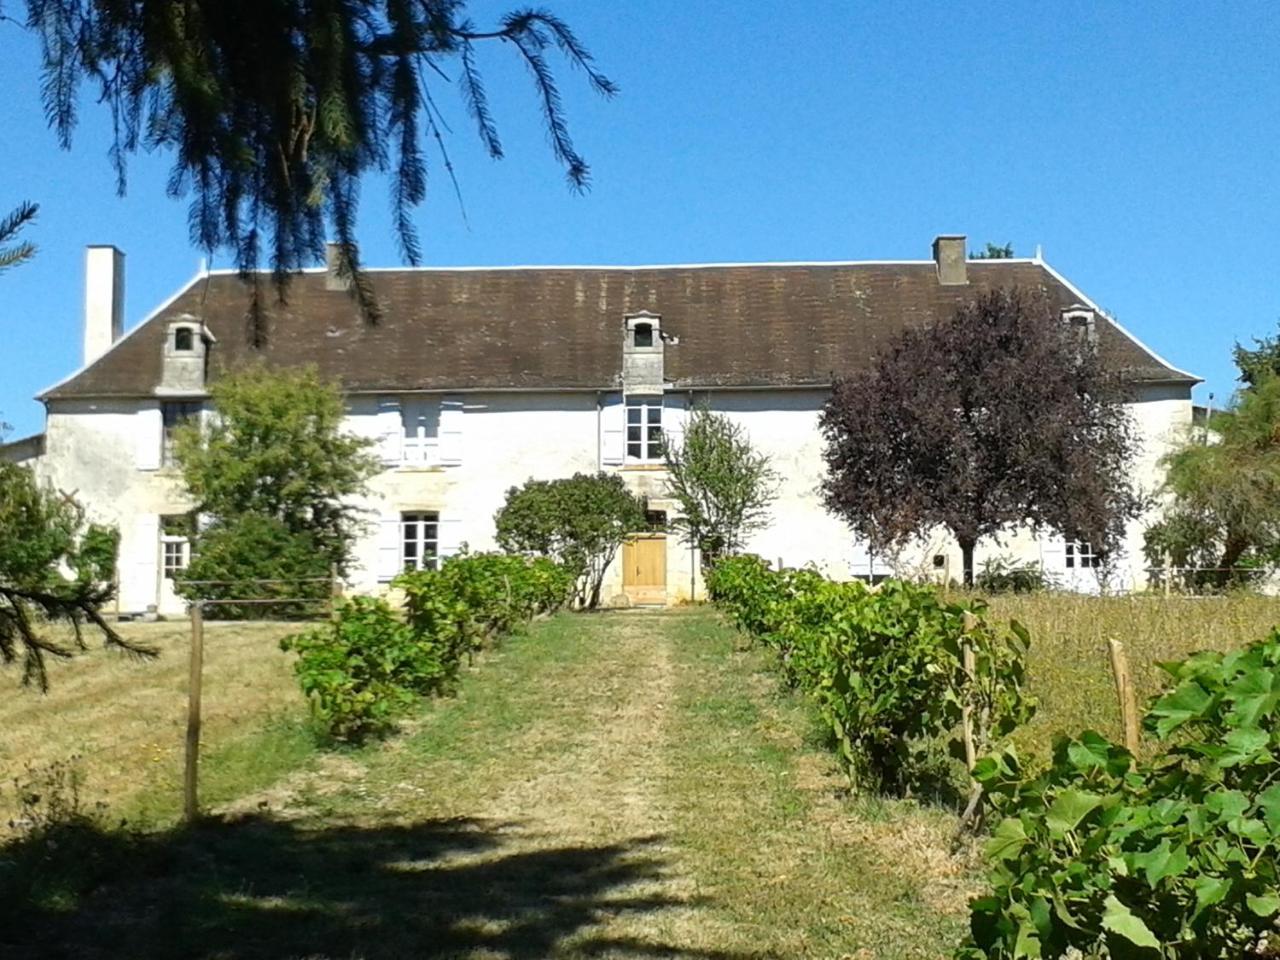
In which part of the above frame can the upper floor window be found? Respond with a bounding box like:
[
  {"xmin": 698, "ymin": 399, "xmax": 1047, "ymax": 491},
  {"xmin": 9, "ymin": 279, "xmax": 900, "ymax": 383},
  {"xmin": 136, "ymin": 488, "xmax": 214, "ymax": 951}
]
[
  {"xmin": 173, "ymin": 326, "xmax": 194, "ymax": 352},
  {"xmin": 633, "ymin": 323, "xmax": 654, "ymax": 348},
  {"xmin": 402, "ymin": 511, "xmax": 440, "ymax": 572},
  {"xmin": 402, "ymin": 399, "xmax": 440, "ymax": 464},
  {"xmin": 161, "ymin": 400, "xmax": 201, "ymax": 466},
  {"xmin": 1065, "ymin": 541, "xmax": 1101, "ymax": 569},
  {"xmin": 626, "ymin": 396, "xmax": 663, "ymax": 462}
]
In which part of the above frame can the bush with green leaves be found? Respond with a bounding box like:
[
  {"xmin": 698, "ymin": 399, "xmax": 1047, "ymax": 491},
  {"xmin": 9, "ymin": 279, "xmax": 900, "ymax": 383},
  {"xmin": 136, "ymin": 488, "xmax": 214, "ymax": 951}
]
[
  {"xmin": 960, "ymin": 631, "xmax": 1280, "ymax": 959},
  {"xmin": 707, "ymin": 555, "xmax": 1036, "ymax": 796},
  {"xmin": 976, "ymin": 555, "xmax": 1058, "ymax": 594},
  {"xmin": 493, "ymin": 472, "xmax": 646, "ymax": 608},
  {"xmin": 281, "ymin": 597, "xmax": 447, "ymax": 740},
  {"xmin": 176, "ymin": 515, "xmax": 332, "ymax": 620},
  {"xmin": 396, "ymin": 552, "xmax": 574, "ymax": 665},
  {"xmin": 284, "ymin": 553, "xmax": 572, "ymax": 741}
]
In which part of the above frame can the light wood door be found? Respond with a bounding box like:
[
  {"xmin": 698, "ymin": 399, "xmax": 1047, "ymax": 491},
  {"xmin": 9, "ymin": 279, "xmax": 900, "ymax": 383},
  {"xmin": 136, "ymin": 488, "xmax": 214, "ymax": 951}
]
[{"xmin": 623, "ymin": 534, "xmax": 667, "ymax": 605}]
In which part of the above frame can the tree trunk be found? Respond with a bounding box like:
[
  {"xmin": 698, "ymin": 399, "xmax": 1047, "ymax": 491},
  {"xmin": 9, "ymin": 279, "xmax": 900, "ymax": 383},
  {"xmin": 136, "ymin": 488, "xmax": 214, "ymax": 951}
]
[
  {"xmin": 960, "ymin": 538, "xmax": 976, "ymax": 588},
  {"xmin": 1215, "ymin": 533, "xmax": 1250, "ymax": 590}
]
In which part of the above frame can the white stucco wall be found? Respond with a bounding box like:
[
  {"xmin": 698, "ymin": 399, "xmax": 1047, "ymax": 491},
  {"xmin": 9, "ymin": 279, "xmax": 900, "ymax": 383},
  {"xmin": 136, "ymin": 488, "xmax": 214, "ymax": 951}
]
[{"xmin": 33, "ymin": 379, "xmax": 1194, "ymax": 616}]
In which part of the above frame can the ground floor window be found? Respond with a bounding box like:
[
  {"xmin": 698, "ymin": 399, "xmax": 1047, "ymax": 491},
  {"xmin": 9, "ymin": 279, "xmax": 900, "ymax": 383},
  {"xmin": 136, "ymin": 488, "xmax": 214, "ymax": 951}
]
[
  {"xmin": 402, "ymin": 512, "xmax": 440, "ymax": 572},
  {"xmin": 160, "ymin": 514, "xmax": 192, "ymax": 579},
  {"xmin": 1065, "ymin": 541, "xmax": 1101, "ymax": 569}
]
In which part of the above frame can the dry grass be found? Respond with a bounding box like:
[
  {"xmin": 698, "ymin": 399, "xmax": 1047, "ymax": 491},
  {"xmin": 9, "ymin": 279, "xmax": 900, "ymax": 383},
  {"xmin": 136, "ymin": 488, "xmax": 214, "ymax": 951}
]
[
  {"xmin": 0, "ymin": 620, "xmax": 307, "ymax": 829},
  {"xmin": 984, "ymin": 593, "xmax": 1280, "ymax": 758}
]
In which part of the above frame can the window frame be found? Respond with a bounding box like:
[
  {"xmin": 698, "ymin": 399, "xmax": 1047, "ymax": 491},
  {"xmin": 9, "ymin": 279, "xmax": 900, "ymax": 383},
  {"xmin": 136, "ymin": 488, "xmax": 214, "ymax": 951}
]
[
  {"xmin": 160, "ymin": 400, "xmax": 202, "ymax": 466},
  {"xmin": 401, "ymin": 511, "xmax": 440, "ymax": 573},
  {"xmin": 160, "ymin": 514, "xmax": 192, "ymax": 580},
  {"xmin": 1065, "ymin": 540, "xmax": 1102, "ymax": 569},
  {"xmin": 173, "ymin": 326, "xmax": 195, "ymax": 352},
  {"xmin": 401, "ymin": 399, "xmax": 441, "ymax": 465},
  {"xmin": 625, "ymin": 396, "xmax": 664, "ymax": 463}
]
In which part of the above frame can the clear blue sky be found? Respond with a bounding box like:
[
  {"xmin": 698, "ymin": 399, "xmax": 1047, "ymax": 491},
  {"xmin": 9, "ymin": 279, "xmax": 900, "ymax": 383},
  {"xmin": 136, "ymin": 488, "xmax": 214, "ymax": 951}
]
[{"xmin": 3, "ymin": 2, "xmax": 1278, "ymax": 438}]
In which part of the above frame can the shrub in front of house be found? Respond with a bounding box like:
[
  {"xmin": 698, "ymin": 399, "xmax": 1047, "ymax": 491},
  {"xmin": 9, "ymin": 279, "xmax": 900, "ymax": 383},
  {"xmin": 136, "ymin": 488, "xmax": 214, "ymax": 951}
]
[
  {"xmin": 283, "ymin": 553, "xmax": 573, "ymax": 741},
  {"xmin": 706, "ymin": 555, "xmax": 1036, "ymax": 797}
]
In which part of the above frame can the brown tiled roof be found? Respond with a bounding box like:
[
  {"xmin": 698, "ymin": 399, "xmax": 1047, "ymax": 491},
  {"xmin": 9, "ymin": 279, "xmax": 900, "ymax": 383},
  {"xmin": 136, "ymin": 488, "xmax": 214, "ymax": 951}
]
[{"xmin": 42, "ymin": 260, "xmax": 1197, "ymax": 399}]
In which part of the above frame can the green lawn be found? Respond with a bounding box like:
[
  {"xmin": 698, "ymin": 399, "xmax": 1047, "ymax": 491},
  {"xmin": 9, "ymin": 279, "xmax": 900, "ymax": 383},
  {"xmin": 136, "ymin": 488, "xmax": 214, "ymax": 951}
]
[{"xmin": 5, "ymin": 596, "xmax": 1275, "ymax": 959}]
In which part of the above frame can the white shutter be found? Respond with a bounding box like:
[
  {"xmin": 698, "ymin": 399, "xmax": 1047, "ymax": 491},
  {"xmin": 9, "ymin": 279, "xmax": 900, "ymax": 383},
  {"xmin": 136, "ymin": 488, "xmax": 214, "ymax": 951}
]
[
  {"xmin": 599, "ymin": 393, "xmax": 624, "ymax": 466},
  {"xmin": 376, "ymin": 516, "xmax": 401, "ymax": 582},
  {"xmin": 438, "ymin": 396, "xmax": 464, "ymax": 465},
  {"xmin": 438, "ymin": 517, "xmax": 465, "ymax": 559},
  {"xmin": 126, "ymin": 514, "xmax": 160, "ymax": 612},
  {"xmin": 135, "ymin": 402, "xmax": 162, "ymax": 470},
  {"xmin": 377, "ymin": 397, "xmax": 402, "ymax": 465},
  {"xmin": 662, "ymin": 393, "xmax": 689, "ymax": 460}
]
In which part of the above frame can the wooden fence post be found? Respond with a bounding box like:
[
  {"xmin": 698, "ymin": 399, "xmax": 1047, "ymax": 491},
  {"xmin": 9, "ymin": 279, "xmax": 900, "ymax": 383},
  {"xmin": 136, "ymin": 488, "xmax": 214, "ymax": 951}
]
[
  {"xmin": 184, "ymin": 602, "xmax": 205, "ymax": 822},
  {"xmin": 960, "ymin": 611, "xmax": 979, "ymax": 772},
  {"xmin": 330, "ymin": 562, "xmax": 342, "ymax": 619},
  {"xmin": 1163, "ymin": 554, "xmax": 1172, "ymax": 598},
  {"xmin": 943, "ymin": 555, "xmax": 952, "ymax": 598},
  {"xmin": 1108, "ymin": 638, "xmax": 1140, "ymax": 754}
]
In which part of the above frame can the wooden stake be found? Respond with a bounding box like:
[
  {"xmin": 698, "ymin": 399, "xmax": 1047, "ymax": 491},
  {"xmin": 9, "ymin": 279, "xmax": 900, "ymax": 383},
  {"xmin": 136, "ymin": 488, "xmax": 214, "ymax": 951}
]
[
  {"xmin": 330, "ymin": 561, "xmax": 342, "ymax": 619},
  {"xmin": 1163, "ymin": 554, "xmax": 1172, "ymax": 598},
  {"xmin": 943, "ymin": 554, "xmax": 952, "ymax": 597},
  {"xmin": 1108, "ymin": 638, "xmax": 1140, "ymax": 754},
  {"xmin": 960, "ymin": 610, "xmax": 979, "ymax": 770},
  {"xmin": 184, "ymin": 602, "xmax": 205, "ymax": 822}
]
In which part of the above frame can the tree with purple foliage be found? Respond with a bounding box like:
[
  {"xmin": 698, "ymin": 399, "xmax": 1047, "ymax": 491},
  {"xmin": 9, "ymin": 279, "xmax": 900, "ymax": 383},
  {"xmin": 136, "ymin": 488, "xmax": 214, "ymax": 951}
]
[{"xmin": 819, "ymin": 288, "xmax": 1141, "ymax": 586}]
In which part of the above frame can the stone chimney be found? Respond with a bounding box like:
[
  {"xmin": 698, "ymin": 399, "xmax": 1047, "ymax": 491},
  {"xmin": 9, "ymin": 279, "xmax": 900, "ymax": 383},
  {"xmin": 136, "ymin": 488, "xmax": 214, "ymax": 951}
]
[
  {"xmin": 325, "ymin": 241, "xmax": 354, "ymax": 292},
  {"xmin": 84, "ymin": 245, "xmax": 124, "ymax": 365},
  {"xmin": 932, "ymin": 234, "xmax": 967, "ymax": 286}
]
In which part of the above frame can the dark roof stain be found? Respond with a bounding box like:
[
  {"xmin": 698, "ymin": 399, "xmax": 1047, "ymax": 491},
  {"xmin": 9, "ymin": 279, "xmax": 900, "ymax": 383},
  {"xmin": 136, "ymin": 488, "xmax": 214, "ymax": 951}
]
[{"xmin": 43, "ymin": 260, "xmax": 1197, "ymax": 399}]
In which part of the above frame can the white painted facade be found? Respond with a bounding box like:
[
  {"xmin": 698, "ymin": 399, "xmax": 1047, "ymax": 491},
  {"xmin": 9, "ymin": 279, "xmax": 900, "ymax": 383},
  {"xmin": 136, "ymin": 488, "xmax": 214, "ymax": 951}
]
[
  {"xmin": 26, "ymin": 380, "xmax": 1193, "ymax": 617},
  {"xmin": 16, "ymin": 244, "xmax": 1198, "ymax": 616}
]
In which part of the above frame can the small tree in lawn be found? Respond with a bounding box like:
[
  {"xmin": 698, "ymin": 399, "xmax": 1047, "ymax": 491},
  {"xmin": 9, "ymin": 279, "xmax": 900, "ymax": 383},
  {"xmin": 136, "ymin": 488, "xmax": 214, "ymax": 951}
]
[
  {"xmin": 664, "ymin": 406, "xmax": 778, "ymax": 570},
  {"xmin": 0, "ymin": 461, "xmax": 152, "ymax": 689},
  {"xmin": 174, "ymin": 364, "xmax": 378, "ymax": 615},
  {"xmin": 494, "ymin": 473, "xmax": 646, "ymax": 609},
  {"xmin": 820, "ymin": 288, "xmax": 1141, "ymax": 585}
]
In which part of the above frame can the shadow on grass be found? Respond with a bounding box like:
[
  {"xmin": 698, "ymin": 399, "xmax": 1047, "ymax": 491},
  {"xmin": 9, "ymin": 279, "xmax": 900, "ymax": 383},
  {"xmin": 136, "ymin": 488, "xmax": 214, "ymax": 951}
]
[{"xmin": 2, "ymin": 814, "xmax": 753, "ymax": 959}]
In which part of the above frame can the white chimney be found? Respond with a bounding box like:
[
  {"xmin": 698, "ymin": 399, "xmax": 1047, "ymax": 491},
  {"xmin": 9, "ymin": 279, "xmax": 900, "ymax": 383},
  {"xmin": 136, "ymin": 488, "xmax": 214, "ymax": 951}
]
[{"xmin": 84, "ymin": 245, "xmax": 125, "ymax": 366}]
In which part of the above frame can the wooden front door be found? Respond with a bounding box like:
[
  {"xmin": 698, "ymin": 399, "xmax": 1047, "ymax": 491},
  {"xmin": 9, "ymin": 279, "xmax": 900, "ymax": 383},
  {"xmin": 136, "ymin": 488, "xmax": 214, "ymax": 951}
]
[{"xmin": 623, "ymin": 534, "xmax": 667, "ymax": 605}]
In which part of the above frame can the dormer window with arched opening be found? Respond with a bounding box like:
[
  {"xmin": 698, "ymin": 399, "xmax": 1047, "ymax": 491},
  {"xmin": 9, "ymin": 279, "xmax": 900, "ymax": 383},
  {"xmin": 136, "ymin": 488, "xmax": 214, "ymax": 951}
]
[
  {"xmin": 174, "ymin": 326, "xmax": 194, "ymax": 352},
  {"xmin": 634, "ymin": 323, "xmax": 654, "ymax": 348}
]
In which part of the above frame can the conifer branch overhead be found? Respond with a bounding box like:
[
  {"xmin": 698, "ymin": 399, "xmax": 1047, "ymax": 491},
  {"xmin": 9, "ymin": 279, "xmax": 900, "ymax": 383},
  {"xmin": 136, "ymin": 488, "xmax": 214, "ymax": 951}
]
[
  {"xmin": 0, "ymin": 200, "xmax": 38, "ymax": 274},
  {"xmin": 23, "ymin": 1, "xmax": 616, "ymax": 331}
]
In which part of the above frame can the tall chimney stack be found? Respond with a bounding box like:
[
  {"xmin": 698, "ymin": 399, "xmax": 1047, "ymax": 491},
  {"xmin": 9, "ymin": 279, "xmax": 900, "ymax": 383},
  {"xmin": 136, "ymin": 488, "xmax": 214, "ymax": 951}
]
[
  {"xmin": 84, "ymin": 245, "xmax": 125, "ymax": 365},
  {"xmin": 932, "ymin": 234, "xmax": 968, "ymax": 286}
]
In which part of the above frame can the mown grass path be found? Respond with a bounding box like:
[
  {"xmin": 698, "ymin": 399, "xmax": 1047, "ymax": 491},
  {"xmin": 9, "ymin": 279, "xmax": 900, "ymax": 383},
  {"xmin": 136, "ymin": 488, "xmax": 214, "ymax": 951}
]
[{"xmin": 16, "ymin": 608, "xmax": 971, "ymax": 959}]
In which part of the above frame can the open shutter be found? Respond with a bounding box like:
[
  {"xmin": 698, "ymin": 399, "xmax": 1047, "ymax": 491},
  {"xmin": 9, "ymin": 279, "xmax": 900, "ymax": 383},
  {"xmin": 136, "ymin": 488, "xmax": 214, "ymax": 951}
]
[
  {"xmin": 438, "ymin": 517, "xmax": 465, "ymax": 559},
  {"xmin": 662, "ymin": 393, "xmax": 689, "ymax": 460},
  {"xmin": 376, "ymin": 516, "xmax": 401, "ymax": 582},
  {"xmin": 599, "ymin": 393, "xmax": 624, "ymax": 466},
  {"xmin": 438, "ymin": 396, "xmax": 464, "ymax": 465},
  {"xmin": 135, "ymin": 402, "xmax": 162, "ymax": 470},
  {"xmin": 377, "ymin": 397, "xmax": 402, "ymax": 465},
  {"xmin": 125, "ymin": 514, "xmax": 160, "ymax": 612}
]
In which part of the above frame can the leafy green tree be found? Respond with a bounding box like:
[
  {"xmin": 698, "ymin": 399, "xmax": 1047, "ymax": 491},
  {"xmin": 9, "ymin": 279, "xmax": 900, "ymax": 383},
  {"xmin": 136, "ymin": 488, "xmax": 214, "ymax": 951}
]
[
  {"xmin": 970, "ymin": 242, "xmax": 1014, "ymax": 259},
  {"xmin": 1233, "ymin": 320, "xmax": 1280, "ymax": 387},
  {"xmin": 494, "ymin": 472, "xmax": 645, "ymax": 609},
  {"xmin": 173, "ymin": 365, "xmax": 378, "ymax": 613},
  {"xmin": 821, "ymin": 288, "xmax": 1140, "ymax": 585},
  {"xmin": 0, "ymin": 461, "xmax": 150, "ymax": 689},
  {"xmin": 663, "ymin": 406, "xmax": 778, "ymax": 569},
  {"xmin": 23, "ymin": 1, "xmax": 613, "ymax": 327},
  {"xmin": 1144, "ymin": 374, "xmax": 1280, "ymax": 588},
  {"xmin": 0, "ymin": 201, "xmax": 37, "ymax": 274}
]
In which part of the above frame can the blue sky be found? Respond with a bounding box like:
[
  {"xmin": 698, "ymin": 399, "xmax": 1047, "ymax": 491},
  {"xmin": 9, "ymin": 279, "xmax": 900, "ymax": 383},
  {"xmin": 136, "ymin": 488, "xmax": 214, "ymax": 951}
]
[{"xmin": 2, "ymin": 1, "xmax": 1278, "ymax": 437}]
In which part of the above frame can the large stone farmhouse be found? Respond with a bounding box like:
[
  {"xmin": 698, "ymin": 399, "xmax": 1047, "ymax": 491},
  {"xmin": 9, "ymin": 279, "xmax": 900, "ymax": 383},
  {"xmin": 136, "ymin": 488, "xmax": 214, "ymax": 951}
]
[{"xmin": 10, "ymin": 235, "xmax": 1199, "ymax": 616}]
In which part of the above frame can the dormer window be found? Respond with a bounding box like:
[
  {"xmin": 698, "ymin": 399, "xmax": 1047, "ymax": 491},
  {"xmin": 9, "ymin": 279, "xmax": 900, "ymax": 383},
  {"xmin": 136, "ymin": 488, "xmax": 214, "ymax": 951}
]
[
  {"xmin": 173, "ymin": 327, "xmax": 194, "ymax": 352},
  {"xmin": 1062, "ymin": 306, "xmax": 1097, "ymax": 350},
  {"xmin": 634, "ymin": 323, "xmax": 654, "ymax": 348}
]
